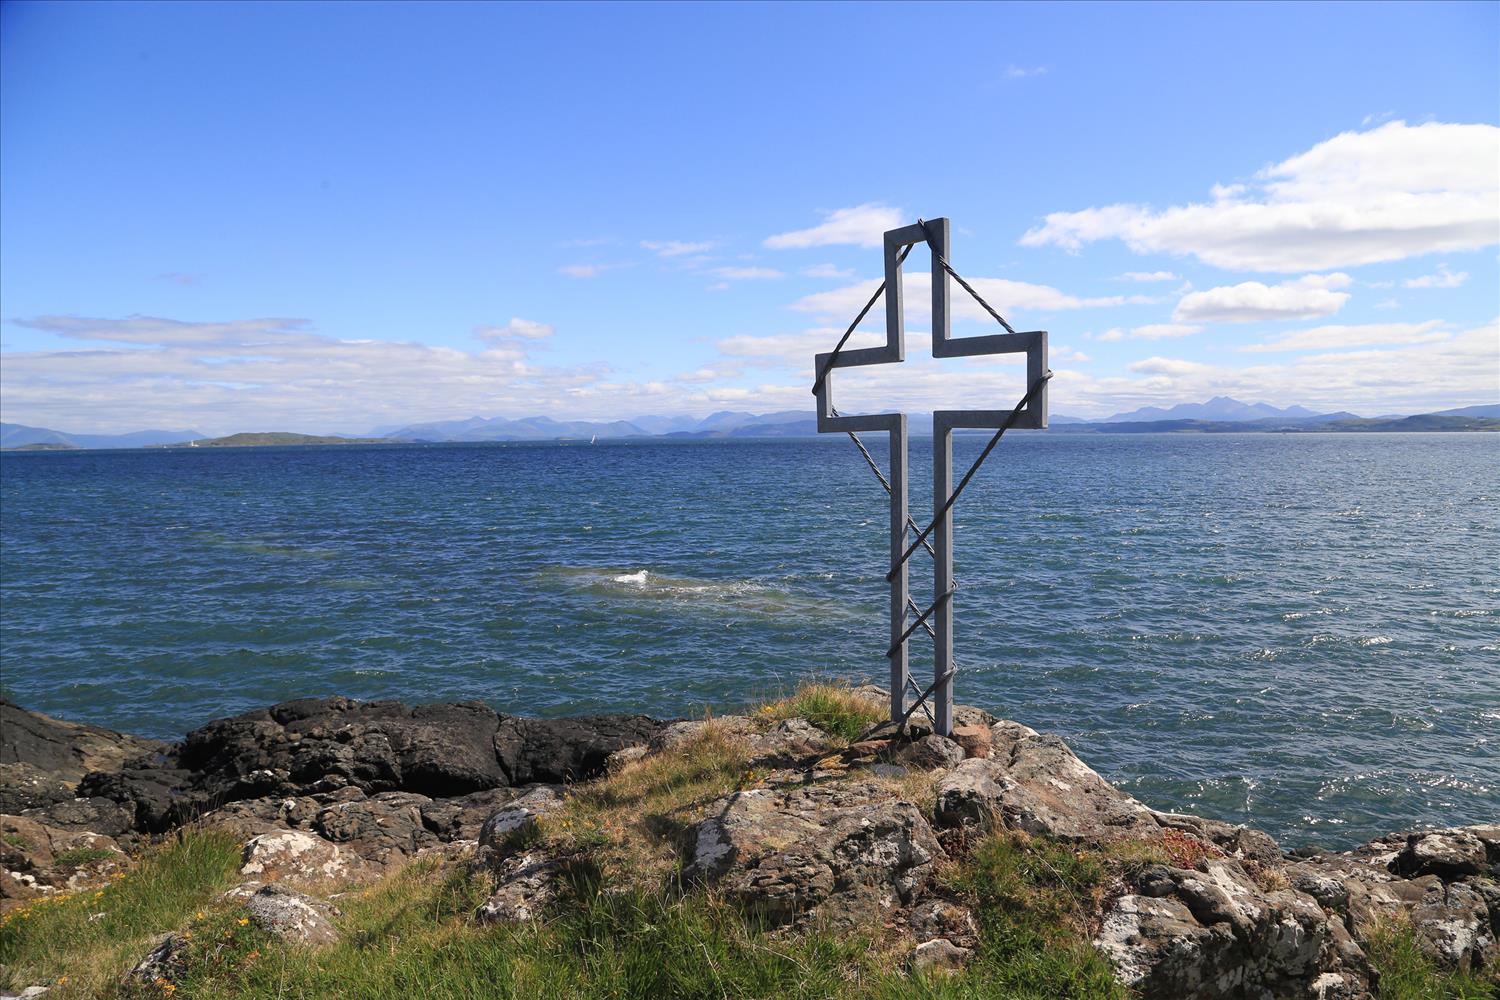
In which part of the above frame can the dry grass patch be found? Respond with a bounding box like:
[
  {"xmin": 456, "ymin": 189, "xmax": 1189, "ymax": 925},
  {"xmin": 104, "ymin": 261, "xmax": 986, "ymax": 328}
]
[{"xmin": 545, "ymin": 719, "xmax": 754, "ymax": 884}]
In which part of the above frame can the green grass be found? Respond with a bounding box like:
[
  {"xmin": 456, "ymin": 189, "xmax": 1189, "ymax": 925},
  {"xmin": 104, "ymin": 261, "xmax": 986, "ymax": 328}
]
[
  {"xmin": 52, "ymin": 846, "xmax": 120, "ymax": 867},
  {"xmin": 935, "ymin": 832, "xmax": 1126, "ymax": 1000},
  {"xmin": 755, "ymin": 683, "xmax": 886, "ymax": 742},
  {"xmin": 0, "ymin": 818, "xmax": 1131, "ymax": 1000},
  {"xmin": 0, "ymin": 828, "xmax": 244, "ymax": 998},
  {"xmin": 1365, "ymin": 918, "xmax": 1499, "ymax": 1000}
]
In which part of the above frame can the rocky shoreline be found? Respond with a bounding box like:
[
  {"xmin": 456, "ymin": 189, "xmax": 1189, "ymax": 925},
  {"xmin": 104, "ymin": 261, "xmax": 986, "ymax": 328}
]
[{"xmin": 2, "ymin": 692, "xmax": 1495, "ymax": 998}]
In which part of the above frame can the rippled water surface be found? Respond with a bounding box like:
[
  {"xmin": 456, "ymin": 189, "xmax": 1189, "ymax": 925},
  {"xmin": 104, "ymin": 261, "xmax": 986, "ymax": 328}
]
[{"xmin": 2, "ymin": 434, "xmax": 1496, "ymax": 846}]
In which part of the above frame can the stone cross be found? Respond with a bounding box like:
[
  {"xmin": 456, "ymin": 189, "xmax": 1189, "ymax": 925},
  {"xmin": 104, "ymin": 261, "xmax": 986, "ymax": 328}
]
[{"xmin": 814, "ymin": 218, "xmax": 1048, "ymax": 736}]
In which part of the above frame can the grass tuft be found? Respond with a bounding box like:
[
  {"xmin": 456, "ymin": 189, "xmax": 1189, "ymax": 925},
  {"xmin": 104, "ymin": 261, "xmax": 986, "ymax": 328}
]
[
  {"xmin": 755, "ymin": 683, "xmax": 885, "ymax": 742},
  {"xmin": 0, "ymin": 828, "xmax": 243, "ymax": 998},
  {"xmin": 1365, "ymin": 917, "xmax": 1499, "ymax": 1000}
]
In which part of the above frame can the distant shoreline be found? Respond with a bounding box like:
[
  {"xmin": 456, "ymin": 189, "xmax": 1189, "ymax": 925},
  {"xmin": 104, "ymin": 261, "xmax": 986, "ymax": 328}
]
[{"xmin": 3, "ymin": 419, "xmax": 1497, "ymax": 453}]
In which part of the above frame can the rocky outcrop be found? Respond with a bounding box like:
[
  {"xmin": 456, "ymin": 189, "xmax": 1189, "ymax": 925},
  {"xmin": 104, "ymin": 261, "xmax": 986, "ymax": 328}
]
[
  {"xmin": 0, "ymin": 699, "xmax": 163, "ymax": 815},
  {"xmin": 681, "ymin": 779, "xmax": 942, "ymax": 930},
  {"xmin": 66, "ymin": 697, "xmax": 670, "ymax": 833},
  {"xmin": 0, "ymin": 814, "xmax": 128, "ymax": 910},
  {"xmin": 6, "ymin": 696, "xmax": 1497, "ymax": 998}
]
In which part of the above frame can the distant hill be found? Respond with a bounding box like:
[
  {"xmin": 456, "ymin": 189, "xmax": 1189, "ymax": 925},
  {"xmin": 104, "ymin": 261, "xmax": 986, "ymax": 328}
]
[
  {"xmin": 1429, "ymin": 404, "xmax": 1500, "ymax": 418},
  {"xmin": 384, "ymin": 415, "xmax": 649, "ymax": 442},
  {"xmin": 0, "ymin": 422, "xmax": 204, "ymax": 450},
  {"xmin": 157, "ymin": 432, "xmax": 388, "ymax": 448},
  {"xmin": 1101, "ymin": 396, "xmax": 1324, "ymax": 423}
]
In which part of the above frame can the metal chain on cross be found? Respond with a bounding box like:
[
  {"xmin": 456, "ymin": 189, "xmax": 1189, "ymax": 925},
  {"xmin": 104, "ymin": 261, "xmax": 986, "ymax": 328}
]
[{"xmin": 811, "ymin": 217, "xmax": 1051, "ymax": 737}]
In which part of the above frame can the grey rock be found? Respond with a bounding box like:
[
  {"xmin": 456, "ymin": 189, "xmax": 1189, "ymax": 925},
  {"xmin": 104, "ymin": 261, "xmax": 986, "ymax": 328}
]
[
  {"xmin": 478, "ymin": 786, "xmax": 565, "ymax": 857},
  {"xmin": 1392, "ymin": 829, "xmax": 1488, "ymax": 880},
  {"xmin": 0, "ymin": 700, "xmax": 164, "ymax": 813},
  {"xmin": 243, "ymin": 883, "xmax": 340, "ymax": 945},
  {"xmin": 681, "ymin": 780, "xmax": 941, "ymax": 930},
  {"xmin": 934, "ymin": 726, "xmax": 1157, "ymax": 843},
  {"xmin": 906, "ymin": 735, "xmax": 965, "ymax": 770},
  {"xmin": 314, "ymin": 791, "xmax": 437, "ymax": 868},
  {"xmin": 239, "ymin": 830, "xmax": 363, "ymax": 886},
  {"xmin": 124, "ymin": 933, "xmax": 189, "ymax": 987},
  {"xmin": 910, "ymin": 938, "xmax": 971, "ymax": 976},
  {"xmin": 908, "ymin": 898, "xmax": 978, "ymax": 947},
  {"xmin": 1093, "ymin": 860, "xmax": 1348, "ymax": 999},
  {"xmin": 475, "ymin": 851, "xmax": 563, "ymax": 923}
]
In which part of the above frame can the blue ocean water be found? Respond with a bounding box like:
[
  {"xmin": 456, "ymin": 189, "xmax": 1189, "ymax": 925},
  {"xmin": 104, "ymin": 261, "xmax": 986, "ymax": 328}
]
[{"xmin": 1, "ymin": 434, "xmax": 1496, "ymax": 847}]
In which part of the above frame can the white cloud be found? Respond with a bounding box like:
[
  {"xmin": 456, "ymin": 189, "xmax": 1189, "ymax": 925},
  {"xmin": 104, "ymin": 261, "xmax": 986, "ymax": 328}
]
[
  {"xmin": 1055, "ymin": 319, "xmax": 1499, "ymax": 417},
  {"xmin": 474, "ymin": 318, "xmax": 554, "ymax": 341},
  {"xmin": 641, "ymin": 239, "xmax": 716, "ymax": 257},
  {"xmin": 1096, "ymin": 329, "xmax": 1124, "ymax": 343},
  {"xmin": 1375, "ymin": 298, "xmax": 1401, "ymax": 310},
  {"xmin": 1021, "ymin": 121, "xmax": 1500, "ymax": 271},
  {"xmin": 793, "ymin": 273, "xmax": 1151, "ymax": 322},
  {"xmin": 1174, "ymin": 273, "xmax": 1352, "ymax": 323},
  {"xmin": 803, "ymin": 263, "xmax": 855, "ymax": 279},
  {"xmin": 1403, "ymin": 264, "xmax": 1469, "ymax": 289},
  {"xmin": 1005, "ymin": 65, "xmax": 1048, "ymax": 78},
  {"xmin": 1240, "ymin": 320, "xmax": 1450, "ymax": 352},
  {"xmin": 764, "ymin": 203, "xmax": 906, "ymax": 249},
  {"xmin": 1117, "ymin": 271, "xmax": 1180, "ymax": 282},
  {"xmin": 712, "ymin": 266, "xmax": 785, "ymax": 280},
  {"xmin": 1131, "ymin": 323, "xmax": 1203, "ymax": 339}
]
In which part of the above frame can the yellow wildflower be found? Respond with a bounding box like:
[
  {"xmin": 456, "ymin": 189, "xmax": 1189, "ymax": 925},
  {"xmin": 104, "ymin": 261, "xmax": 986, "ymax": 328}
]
[{"xmin": 237, "ymin": 916, "xmax": 250, "ymax": 926}]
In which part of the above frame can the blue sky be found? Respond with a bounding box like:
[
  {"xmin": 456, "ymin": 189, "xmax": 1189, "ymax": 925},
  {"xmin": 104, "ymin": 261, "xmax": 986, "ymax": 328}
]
[{"xmin": 1, "ymin": 1, "xmax": 1496, "ymax": 434}]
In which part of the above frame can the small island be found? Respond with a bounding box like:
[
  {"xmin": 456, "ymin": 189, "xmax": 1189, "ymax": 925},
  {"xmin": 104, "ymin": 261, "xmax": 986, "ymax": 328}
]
[{"xmin": 156, "ymin": 432, "xmax": 392, "ymax": 449}]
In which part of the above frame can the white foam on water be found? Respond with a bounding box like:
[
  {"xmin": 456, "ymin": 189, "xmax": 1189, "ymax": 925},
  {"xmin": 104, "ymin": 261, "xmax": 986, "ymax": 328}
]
[{"xmin": 613, "ymin": 570, "xmax": 649, "ymax": 585}]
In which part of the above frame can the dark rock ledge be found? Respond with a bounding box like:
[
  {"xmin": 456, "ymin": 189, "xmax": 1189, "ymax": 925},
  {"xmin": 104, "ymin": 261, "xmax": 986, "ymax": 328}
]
[{"xmin": 2, "ymin": 694, "xmax": 1495, "ymax": 999}]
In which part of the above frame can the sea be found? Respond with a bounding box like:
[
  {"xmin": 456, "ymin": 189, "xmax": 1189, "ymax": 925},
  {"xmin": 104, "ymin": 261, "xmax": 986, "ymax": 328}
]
[{"xmin": 1, "ymin": 433, "xmax": 1496, "ymax": 849}]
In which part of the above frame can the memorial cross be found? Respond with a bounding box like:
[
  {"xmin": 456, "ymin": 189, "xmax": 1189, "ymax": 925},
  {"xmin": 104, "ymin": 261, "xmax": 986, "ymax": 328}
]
[{"xmin": 813, "ymin": 218, "xmax": 1048, "ymax": 736}]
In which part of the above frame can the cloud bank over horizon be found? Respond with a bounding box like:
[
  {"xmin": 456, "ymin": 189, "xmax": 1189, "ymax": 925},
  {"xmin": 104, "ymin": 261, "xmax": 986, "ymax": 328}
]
[{"xmin": 4, "ymin": 119, "xmax": 1497, "ymax": 436}]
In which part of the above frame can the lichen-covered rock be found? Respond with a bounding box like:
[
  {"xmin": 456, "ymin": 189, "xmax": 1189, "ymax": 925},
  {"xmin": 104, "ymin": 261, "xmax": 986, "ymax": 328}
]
[
  {"xmin": 910, "ymin": 937, "xmax": 972, "ymax": 975},
  {"xmin": 239, "ymin": 830, "xmax": 361, "ymax": 886},
  {"xmin": 475, "ymin": 852, "xmax": 563, "ymax": 923},
  {"xmin": 243, "ymin": 883, "xmax": 340, "ymax": 945},
  {"xmin": 908, "ymin": 898, "xmax": 978, "ymax": 947},
  {"xmin": 681, "ymin": 780, "xmax": 941, "ymax": 929},
  {"xmin": 1392, "ymin": 829, "xmax": 1489, "ymax": 880},
  {"xmin": 1151, "ymin": 810, "xmax": 1282, "ymax": 863},
  {"xmin": 934, "ymin": 724, "xmax": 1158, "ymax": 843},
  {"xmin": 124, "ymin": 933, "xmax": 189, "ymax": 988},
  {"xmin": 1093, "ymin": 859, "xmax": 1353, "ymax": 999},
  {"xmin": 477, "ymin": 786, "xmax": 565, "ymax": 857}
]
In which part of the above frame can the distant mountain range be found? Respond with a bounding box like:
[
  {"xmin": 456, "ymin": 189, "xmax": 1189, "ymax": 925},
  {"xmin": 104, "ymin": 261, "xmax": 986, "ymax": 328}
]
[
  {"xmin": 4, "ymin": 399, "xmax": 1497, "ymax": 451},
  {"xmin": 0, "ymin": 423, "xmax": 205, "ymax": 450}
]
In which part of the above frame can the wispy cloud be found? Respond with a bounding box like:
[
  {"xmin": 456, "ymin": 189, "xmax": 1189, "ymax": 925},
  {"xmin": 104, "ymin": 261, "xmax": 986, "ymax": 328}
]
[
  {"xmin": 559, "ymin": 262, "xmax": 629, "ymax": 278},
  {"xmin": 474, "ymin": 318, "xmax": 554, "ymax": 342},
  {"xmin": 641, "ymin": 239, "xmax": 717, "ymax": 257},
  {"xmin": 1403, "ymin": 264, "xmax": 1468, "ymax": 289},
  {"xmin": 1005, "ymin": 65, "xmax": 1048, "ymax": 79},
  {"xmin": 764, "ymin": 203, "xmax": 906, "ymax": 250},
  {"xmin": 803, "ymin": 263, "xmax": 855, "ymax": 279},
  {"xmin": 1116, "ymin": 271, "xmax": 1180, "ymax": 283},
  {"xmin": 156, "ymin": 272, "xmax": 202, "ymax": 286},
  {"xmin": 1239, "ymin": 320, "xmax": 1450, "ymax": 353},
  {"xmin": 711, "ymin": 266, "xmax": 784, "ymax": 281},
  {"xmin": 1096, "ymin": 324, "xmax": 1202, "ymax": 342}
]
